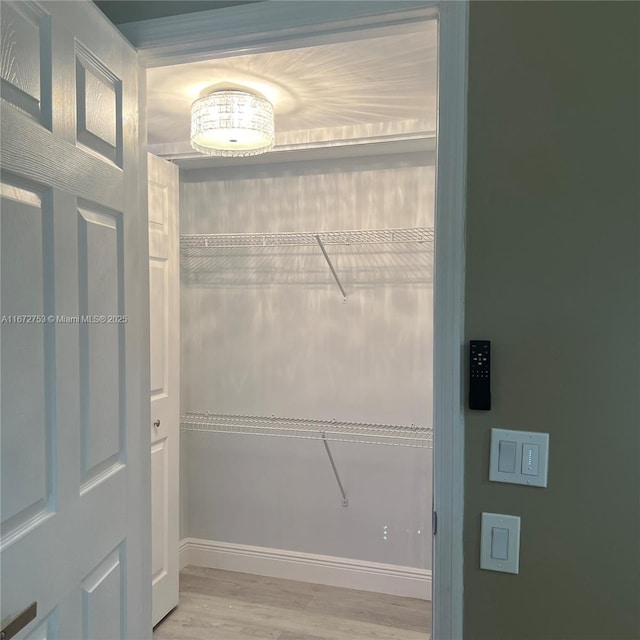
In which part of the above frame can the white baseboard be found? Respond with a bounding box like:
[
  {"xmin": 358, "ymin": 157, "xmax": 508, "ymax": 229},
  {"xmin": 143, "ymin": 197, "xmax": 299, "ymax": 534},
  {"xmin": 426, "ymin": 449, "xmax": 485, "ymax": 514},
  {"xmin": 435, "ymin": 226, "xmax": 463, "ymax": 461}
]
[{"xmin": 179, "ymin": 537, "xmax": 431, "ymax": 601}]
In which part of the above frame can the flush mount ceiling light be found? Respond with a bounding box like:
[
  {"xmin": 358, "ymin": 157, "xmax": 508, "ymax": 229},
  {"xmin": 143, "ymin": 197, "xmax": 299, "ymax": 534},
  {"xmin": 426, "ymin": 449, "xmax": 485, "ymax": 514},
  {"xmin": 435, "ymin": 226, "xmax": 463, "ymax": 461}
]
[{"xmin": 190, "ymin": 89, "xmax": 275, "ymax": 157}]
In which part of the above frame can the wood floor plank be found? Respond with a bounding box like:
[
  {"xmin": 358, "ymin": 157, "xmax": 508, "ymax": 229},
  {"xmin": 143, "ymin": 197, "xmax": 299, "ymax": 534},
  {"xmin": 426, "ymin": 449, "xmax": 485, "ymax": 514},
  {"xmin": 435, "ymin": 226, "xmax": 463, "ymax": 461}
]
[
  {"xmin": 154, "ymin": 567, "xmax": 431, "ymax": 640},
  {"xmin": 180, "ymin": 567, "xmax": 317, "ymax": 612},
  {"xmin": 304, "ymin": 583, "xmax": 429, "ymax": 633},
  {"xmin": 276, "ymin": 634, "xmax": 335, "ymax": 640}
]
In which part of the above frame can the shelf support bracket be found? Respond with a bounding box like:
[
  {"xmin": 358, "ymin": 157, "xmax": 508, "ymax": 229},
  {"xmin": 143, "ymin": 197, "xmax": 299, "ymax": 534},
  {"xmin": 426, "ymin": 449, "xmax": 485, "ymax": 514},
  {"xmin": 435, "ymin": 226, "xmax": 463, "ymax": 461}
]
[
  {"xmin": 321, "ymin": 432, "xmax": 348, "ymax": 507},
  {"xmin": 315, "ymin": 235, "xmax": 347, "ymax": 302}
]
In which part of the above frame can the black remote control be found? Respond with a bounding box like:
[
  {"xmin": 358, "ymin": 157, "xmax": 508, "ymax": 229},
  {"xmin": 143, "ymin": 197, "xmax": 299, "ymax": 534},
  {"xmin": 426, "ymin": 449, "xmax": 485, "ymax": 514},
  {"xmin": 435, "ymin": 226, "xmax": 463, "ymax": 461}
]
[{"xmin": 469, "ymin": 340, "xmax": 491, "ymax": 410}]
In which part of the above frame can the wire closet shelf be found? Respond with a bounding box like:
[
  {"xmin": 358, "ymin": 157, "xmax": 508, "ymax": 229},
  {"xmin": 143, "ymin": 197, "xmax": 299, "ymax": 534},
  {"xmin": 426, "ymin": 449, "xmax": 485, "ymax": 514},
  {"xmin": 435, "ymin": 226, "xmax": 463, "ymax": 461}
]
[
  {"xmin": 180, "ymin": 412, "xmax": 433, "ymax": 449},
  {"xmin": 180, "ymin": 227, "xmax": 434, "ymax": 250},
  {"xmin": 180, "ymin": 226, "xmax": 434, "ymax": 294}
]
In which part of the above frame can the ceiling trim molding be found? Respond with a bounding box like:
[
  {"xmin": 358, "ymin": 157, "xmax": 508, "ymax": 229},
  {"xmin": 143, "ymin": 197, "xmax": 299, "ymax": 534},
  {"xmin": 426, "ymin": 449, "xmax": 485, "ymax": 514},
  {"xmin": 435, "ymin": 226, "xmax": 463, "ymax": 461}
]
[
  {"xmin": 179, "ymin": 147, "xmax": 435, "ymax": 178},
  {"xmin": 161, "ymin": 136, "xmax": 437, "ymax": 171},
  {"xmin": 151, "ymin": 131, "xmax": 435, "ymax": 159},
  {"xmin": 123, "ymin": 1, "xmax": 438, "ymax": 67},
  {"xmin": 149, "ymin": 132, "xmax": 436, "ymax": 167}
]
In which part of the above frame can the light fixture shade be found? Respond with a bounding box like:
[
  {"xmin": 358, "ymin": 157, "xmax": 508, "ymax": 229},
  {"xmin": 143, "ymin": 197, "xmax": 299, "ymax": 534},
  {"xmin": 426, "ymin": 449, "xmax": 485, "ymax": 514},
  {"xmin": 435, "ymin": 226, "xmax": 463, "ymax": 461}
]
[{"xmin": 190, "ymin": 90, "xmax": 275, "ymax": 157}]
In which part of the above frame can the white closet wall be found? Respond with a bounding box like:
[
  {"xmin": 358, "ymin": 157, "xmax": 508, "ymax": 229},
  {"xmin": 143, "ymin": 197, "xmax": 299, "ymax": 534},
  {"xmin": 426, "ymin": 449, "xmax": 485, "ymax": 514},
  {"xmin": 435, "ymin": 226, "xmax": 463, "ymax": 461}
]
[{"xmin": 179, "ymin": 152, "xmax": 434, "ymax": 571}]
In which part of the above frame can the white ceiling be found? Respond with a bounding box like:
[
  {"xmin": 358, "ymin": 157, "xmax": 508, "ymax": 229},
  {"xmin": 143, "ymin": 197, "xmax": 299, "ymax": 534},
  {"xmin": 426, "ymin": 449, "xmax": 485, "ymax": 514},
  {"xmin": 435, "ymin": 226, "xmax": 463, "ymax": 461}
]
[{"xmin": 146, "ymin": 20, "xmax": 437, "ymax": 168}]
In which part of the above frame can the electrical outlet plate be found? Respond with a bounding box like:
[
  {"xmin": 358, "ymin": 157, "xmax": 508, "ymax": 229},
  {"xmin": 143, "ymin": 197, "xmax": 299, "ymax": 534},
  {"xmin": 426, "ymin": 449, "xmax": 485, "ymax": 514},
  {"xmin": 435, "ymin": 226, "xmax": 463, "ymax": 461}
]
[
  {"xmin": 480, "ymin": 512, "xmax": 521, "ymax": 574},
  {"xmin": 489, "ymin": 428, "xmax": 549, "ymax": 487}
]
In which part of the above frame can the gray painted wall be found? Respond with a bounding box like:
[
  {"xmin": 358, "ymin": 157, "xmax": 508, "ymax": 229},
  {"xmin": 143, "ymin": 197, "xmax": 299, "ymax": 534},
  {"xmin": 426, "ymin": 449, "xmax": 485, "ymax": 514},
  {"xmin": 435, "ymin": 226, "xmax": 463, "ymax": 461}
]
[
  {"xmin": 464, "ymin": 2, "xmax": 640, "ymax": 638},
  {"xmin": 179, "ymin": 153, "xmax": 434, "ymax": 568}
]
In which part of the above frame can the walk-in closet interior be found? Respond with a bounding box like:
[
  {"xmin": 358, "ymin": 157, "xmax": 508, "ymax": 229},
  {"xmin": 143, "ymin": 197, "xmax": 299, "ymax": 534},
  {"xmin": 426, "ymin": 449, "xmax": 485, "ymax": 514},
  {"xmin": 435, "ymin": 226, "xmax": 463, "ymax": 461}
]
[{"xmin": 125, "ymin": 1, "xmax": 438, "ymax": 635}]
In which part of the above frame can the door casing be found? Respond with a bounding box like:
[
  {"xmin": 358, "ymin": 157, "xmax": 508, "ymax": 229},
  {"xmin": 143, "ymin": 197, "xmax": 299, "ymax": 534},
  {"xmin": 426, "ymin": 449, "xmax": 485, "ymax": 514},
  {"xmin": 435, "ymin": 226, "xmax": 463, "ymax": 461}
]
[{"xmin": 123, "ymin": 2, "xmax": 468, "ymax": 638}]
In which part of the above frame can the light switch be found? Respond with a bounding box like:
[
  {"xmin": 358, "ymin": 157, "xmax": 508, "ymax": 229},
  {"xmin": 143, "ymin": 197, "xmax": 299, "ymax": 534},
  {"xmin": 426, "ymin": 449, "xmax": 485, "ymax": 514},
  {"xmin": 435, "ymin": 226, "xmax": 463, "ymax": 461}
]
[
  {"xmin": 491, "ymin": 527, "xmax": 509, "ymax": 560},
  {"xmin": 521, "ymin": 443, "xmax": 539, "ymax": 476},
  {"xmin": 489, "ymin": 428, "xmax": 550, "ymax": 487},
  {"xmin": 497, "ymin": 440, "xmax": 517, "ymax": 473},
  {"xmin": 481, "ymin": 513, "xmax": 520, "ymax": 574}
]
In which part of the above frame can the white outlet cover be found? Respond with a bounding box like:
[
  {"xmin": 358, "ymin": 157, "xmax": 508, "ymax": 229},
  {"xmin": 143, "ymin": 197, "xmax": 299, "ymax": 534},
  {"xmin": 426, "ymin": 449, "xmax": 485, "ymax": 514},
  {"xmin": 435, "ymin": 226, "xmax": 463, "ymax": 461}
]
[
  {"xmin": 480, "ymin": 512, "xmax": 521, "ymax": 574},
  {"xmin": 489, "ymin": 428, "xmax": 549, "ymax": 487}
]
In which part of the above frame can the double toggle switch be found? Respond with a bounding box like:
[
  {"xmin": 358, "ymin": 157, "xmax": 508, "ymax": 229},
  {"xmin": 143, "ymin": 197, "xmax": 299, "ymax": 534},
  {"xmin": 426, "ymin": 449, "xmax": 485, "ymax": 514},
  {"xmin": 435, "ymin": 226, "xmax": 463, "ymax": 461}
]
[
  {"xmin": 490, "ymin": 428, "xmax": 549, "ymax": 487},
  {"xmin": 497, "ymin": 440, "xmax": 539, "ymax": 476}
]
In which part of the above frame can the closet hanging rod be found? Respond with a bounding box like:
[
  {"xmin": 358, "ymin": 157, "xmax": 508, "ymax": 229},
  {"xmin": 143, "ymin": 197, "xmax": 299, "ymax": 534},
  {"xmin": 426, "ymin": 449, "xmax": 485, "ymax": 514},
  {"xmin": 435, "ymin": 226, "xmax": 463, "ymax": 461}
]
[
  {"xmin": 180, "ymin": 412, "xmax": 433, "ymax": 448},
  {"xmin": 180, "ymin": 226, "xmax": 434, "ymax": 250}
]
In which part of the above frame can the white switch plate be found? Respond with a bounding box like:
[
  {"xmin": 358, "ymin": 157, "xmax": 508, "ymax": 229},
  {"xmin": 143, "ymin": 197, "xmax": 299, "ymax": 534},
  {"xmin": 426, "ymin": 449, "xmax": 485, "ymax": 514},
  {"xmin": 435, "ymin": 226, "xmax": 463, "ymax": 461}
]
[
  {"xmin": 489, "ymin": 428, "xmax": 549, "ymax": 487},
  {"xmin": 480, "ymin": 512, "xmax": 520, "ymax": 574}
]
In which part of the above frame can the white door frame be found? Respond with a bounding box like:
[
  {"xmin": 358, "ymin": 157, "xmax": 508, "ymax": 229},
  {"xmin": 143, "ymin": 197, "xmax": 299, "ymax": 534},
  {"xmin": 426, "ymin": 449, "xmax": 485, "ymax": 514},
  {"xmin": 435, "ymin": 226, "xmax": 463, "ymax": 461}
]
[
  {"xmin": 431, "ymin": 3, "xmax": 468, "ymax": 639},
  {"xmin": 124, "ymin": 3, "xmax": 468, "ymax": 637}
]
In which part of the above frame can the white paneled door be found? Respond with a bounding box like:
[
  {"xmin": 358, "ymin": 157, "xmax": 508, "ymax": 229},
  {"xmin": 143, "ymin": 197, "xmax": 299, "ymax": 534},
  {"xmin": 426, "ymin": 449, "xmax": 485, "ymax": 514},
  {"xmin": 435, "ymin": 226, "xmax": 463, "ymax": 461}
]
[
  {"xmin": 0, "ymin": 2, "xmax": 150, "ymax": 639},
  {"xmin": 148, "ymin": 153, "xmax": 180, "ymax": 626}
]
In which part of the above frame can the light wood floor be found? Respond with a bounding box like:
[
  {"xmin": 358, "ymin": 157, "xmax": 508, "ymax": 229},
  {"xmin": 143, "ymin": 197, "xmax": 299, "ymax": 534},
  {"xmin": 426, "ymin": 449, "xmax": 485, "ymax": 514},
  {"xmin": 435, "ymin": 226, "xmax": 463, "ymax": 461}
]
[{"xmin": 154, "ymin": 566, "xmax": 431, "ymax": 640}]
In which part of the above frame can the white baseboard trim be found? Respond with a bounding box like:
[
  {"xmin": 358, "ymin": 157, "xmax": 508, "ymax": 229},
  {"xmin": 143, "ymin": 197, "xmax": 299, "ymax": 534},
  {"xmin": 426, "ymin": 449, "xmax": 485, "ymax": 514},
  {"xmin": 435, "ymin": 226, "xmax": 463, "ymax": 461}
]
[{"xmin": 179, "ymin": 537, "xmax": 431, "ymax": 601}]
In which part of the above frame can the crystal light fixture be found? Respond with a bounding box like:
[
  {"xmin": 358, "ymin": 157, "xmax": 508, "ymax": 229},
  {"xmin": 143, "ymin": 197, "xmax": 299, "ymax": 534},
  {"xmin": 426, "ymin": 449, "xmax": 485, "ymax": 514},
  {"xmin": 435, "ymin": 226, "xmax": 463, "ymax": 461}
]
[{"xmin": 190, "ymin": 90, "xmax": 275, "ymax": 157}]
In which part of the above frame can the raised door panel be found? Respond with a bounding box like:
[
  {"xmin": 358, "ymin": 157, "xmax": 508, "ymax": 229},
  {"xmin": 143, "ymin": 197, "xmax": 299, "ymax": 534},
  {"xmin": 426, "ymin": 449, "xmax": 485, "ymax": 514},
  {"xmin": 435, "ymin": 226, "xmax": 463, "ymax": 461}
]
[
  {"xmin": 75, "ymin": 43, "xmax": 122, "ymax": 166},
  {"xmin": 81, "ymin": 545, "xmax": 125, "ymax": 640},
  {"xmin": 0, "ymin": 181, "xmax": 54, "ymax": 538},
  {"xmin": 77, "ymin": 205, "xmax": 124, "ymax": 487},
  {"xmin": 149, "ymin": 259, "xmax": 167, "ymax": 397},
  {"xmin": 25, "ymin": 609, "xmax": 59, "ymax": 639},
  {"xmin": 148, "ymin": 179, "xmax": 167, "ymax": 228},
  {"xmin": 151, "ymin": 439, "xmax": 168, "ymax": 584},
  {"xmin": 0, "ymin": 1, "xmax": 50, "ymax": 123}
]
